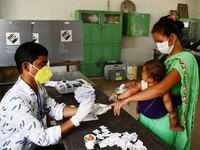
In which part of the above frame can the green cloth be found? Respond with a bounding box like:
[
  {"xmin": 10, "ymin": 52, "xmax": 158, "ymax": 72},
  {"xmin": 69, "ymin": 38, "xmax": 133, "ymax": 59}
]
[
  {"xmin": 140, "ymin": 51, "xmax": 199, "ymax": 150},
  {"xmin": 165, "ymin": 51, "xmax": 199, "ymax": 150},
  {"xmin": 139, "ymin": 114, "xmax": 177, "ymax": 148}
]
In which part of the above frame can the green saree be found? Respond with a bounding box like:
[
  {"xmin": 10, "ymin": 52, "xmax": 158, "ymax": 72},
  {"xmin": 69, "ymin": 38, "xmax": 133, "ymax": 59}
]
[
  {"xmin": 164, "ymin": 51, "xmax": 199, "ymax": 150},
  {"xmin": 139, "ymin": 51, "xmax": 199, "ymax": 150}
]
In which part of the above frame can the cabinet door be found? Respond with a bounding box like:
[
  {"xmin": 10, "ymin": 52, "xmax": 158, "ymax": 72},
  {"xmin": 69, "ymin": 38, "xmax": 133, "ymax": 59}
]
[
  {"xmin": 76, "ymin": 11, "xmax": 101, "ymax": 44},
  {"xmin": 102, "ymin": 44, "xmax": 121, "ymax": 61},
  {"xmin": 83, "ymin": 24, "xmax": 101, "ymax": 44},
  {"xmin": 81, "ymin": 44, "xmax": 102, "ymax": 64},
  {"xmin": 80, "ymin": 45, "xmax": 103, "ymax": 76},
  {"xmin": 123, "ymin": 13, "xmax": 150, "ymax": 36},
  {"xmin": 101, "ymin": 13, "xmax": 122, "ymax": 43},
  {"xmin": 76, "ymin": 10, "xmax": 122, "ymax": 77},
  {"xmin": 178, "ymin": 18, "xmax": 199, "ymax": 43},
  {"xmin": 179, "ymin": 18, "xmax": 190, "ymax": 42},
  {"xmin": 81, "ymin": 63, "xmax": 103, "ymax": 77},
  {"xmin": 189, "ymin": 19, "xmax": 199, "ymax": 42},
  {"xmin": 101, "ymin": 25, "xmax": 122, "ymax": 43}
]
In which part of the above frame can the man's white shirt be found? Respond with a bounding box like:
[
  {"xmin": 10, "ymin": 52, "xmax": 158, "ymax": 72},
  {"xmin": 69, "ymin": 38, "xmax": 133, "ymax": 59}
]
[{"xmin": 0, "ymin": 77, "xmax": 66, "ymax": 150}]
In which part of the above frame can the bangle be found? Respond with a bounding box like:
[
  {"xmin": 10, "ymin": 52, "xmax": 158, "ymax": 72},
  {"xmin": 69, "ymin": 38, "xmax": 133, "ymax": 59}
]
[{"xmin": 117, "ymin": 94, "xmax": 120, "ymax": 100}]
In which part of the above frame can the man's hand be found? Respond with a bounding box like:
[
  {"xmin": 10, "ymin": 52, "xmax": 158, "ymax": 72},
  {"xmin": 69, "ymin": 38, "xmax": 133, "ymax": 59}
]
[
  {"xmin": 90, "ymin": 103, "xmax": 111, "ymax": 115},
  {"xmin": 70, "ymin": 101, "xmax": 94, "ymax": 126}
]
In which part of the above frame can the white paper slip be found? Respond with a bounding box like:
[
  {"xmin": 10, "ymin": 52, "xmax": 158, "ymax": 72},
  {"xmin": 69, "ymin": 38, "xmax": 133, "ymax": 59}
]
[
  {"xmin": 82, "ymin": 114, "xmax": 98, "ymax": 122},
  {"xmin": 93, "ymin": 129, "xmax": 101, "ymax": 134}
]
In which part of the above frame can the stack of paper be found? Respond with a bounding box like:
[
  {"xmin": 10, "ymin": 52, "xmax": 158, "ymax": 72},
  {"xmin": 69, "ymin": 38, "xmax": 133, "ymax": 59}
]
[
  {"xmin": 74, "ymin": 84, "xmax": 96, "ymax": 103},
  {"xmin": 92, "ymin": 125, "xmax": 147, "ymax": 150}
]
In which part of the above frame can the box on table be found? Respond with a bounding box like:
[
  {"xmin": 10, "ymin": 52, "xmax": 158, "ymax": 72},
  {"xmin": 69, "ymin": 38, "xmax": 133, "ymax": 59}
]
[{"xmin": 104, "ymin": 60, "xmax": 126, "ymax": 81}]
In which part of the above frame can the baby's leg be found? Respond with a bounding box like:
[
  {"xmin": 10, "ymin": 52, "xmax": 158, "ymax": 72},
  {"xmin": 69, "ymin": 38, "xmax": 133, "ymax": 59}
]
[{"xmin": 169, "ymin": 109, "xmax": 184, "ymax": 131}]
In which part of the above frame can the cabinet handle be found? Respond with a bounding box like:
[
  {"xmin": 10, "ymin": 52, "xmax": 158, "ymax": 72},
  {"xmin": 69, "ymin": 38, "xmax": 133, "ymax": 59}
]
[{"xmin": 98, "ymin": 25, "xmax": 102, "ymax": 29}]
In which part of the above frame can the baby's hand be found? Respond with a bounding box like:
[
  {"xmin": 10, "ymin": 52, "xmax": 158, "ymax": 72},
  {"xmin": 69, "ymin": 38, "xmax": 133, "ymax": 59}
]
[
  {"xmin": 115, "ymin": 84, "xmax": 127, "ymax": 94},
  {"xmin": 108, "ymin": 93, "xmax": 118, "ymax": 101}
]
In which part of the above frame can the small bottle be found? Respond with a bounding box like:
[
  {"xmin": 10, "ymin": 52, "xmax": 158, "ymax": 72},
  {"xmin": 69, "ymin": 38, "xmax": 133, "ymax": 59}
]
[
  {"xmin": 132, "ymin": 64, "xmax": 137, "ymax": 80},
  {"xmin": 126, "ymin": 63, "xmax": 133, "ymax": 80}
]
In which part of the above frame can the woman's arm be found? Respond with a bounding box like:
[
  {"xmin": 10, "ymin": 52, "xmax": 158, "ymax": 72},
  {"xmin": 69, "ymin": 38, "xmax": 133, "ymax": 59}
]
[
  {"xmin": 126, "ymin": 68, "xmax": 181, "ymax": 102},
  {"xmin": 113, "ymin": 68, "xmax": 181, "ymax": 116}
]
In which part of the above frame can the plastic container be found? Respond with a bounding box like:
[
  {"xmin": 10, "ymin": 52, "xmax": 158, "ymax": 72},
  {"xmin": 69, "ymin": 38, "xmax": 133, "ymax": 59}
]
[
  {"xmin": 132, "ymin": 64, "xmax": 138, "ymax": 80},
  {"xmin": 104, "ymin": 60, "xmax": 126, "ymax": 81},
  {"xmin": 126, "ymin": 64, "xmax": 137, "ymax": 80}
]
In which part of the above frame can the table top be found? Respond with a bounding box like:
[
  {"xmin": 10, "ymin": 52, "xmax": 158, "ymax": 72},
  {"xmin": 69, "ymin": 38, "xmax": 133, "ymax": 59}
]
[{"xmin": 47, "ymin": 71, "xmax": 170, "ymax": 150}]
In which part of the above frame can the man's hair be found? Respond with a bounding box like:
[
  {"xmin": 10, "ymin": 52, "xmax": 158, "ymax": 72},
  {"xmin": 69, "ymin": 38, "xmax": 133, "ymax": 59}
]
[
  {"xmin": 144, "ymin": 59, "xmax": 166, "ymax": 82},
  {"xmin": 14, "ymin": 42, "xmax": 48, "ymax": 73}
]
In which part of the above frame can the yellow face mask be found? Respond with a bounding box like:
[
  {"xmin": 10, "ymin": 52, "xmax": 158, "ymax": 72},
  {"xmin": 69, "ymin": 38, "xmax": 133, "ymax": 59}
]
[{"xmin": 29, "ymin": 63, "xmax": 53, "ymax": 84}]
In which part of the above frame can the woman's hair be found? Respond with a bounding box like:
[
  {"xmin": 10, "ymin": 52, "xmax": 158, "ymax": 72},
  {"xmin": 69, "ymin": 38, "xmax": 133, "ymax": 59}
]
[
  {"xmin": 14, "ymin": 42, "xmax": 48, "ymax": 73},
  {"xmin": 151, "ymin": 15, "xmax": 184, "ymax": 40},
  {"xmin": 144, "ymin": 59, "xmax": 166, "ymax": 82}
]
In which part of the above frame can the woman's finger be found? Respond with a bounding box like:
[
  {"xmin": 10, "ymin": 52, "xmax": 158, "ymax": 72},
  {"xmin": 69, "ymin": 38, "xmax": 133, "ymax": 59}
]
[
  {"xmin": 114, "ymin": 106, "xmax": 116, "ymax": 116},
  {"xmin": 116, "ymin": 105, "xmax": 121, "ymax": 116},
  {"xmin": 114, "ymin": 104, "xmax": 119, "ymax": 116}
]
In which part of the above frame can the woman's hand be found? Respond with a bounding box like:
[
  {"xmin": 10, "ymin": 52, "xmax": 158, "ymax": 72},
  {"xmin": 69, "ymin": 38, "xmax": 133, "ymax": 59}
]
[{"xmin": 111, "ymin": 99, "xmax": 128, "ymax": 116}]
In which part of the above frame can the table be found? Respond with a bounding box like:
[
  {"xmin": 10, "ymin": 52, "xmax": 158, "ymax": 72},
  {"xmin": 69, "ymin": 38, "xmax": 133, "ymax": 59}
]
[{"xmin": 47, "ymin": 71, "xmax": 170, "ymax": 150}]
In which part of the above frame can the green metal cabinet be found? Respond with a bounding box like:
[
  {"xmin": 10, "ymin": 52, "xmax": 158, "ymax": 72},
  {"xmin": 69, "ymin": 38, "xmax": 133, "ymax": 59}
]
[
  {"xmin": 123, "ymin": 13, "xmax": 150, "ymax": 36},
  {"xmin": 178, "ymin": 18, "xmax": 199, "ymax": 44},
  {"xmin": 75, "ymin": 10, "xmax": 123, "ymax": 77}
]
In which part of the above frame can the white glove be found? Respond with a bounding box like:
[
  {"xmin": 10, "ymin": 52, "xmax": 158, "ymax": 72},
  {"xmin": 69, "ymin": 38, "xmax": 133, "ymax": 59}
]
[
  {"xmin": 90, "ymin": 103, "xmax": 111, "ymax": 115},
  {"xmin": 70, "ymin": 101, "xmax": 94, "ymax": 126}
]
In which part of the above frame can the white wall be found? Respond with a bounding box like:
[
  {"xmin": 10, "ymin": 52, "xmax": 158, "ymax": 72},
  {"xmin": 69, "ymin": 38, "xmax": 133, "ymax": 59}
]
[
  {"xmin": 121, "ymin": 0, "xmax": 197, "ymax": 65},
  {"xmin": 196, "ymin": 0, "xmax": 200, "ymax": 39},
  {"xmin": 0, "ymin": 0, "xmax": 197, "ymax": 65},
  {"xmin": 196, "ymin": 0, "xmax": 200, "ymax": 19}
]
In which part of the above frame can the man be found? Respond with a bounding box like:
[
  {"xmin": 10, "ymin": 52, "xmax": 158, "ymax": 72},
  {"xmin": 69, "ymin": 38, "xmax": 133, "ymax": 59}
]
[{"xmin": 0, "ymin": 42, "xmax": 94, "ymax": 149}]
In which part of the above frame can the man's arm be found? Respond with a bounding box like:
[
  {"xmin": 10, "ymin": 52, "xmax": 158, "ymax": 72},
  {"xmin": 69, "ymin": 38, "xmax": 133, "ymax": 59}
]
[
  {"xmin": 60, "ymin": 120, "xmax": 76, "ymax": 138},
  {"xmin": 61, "ymin": 101, "xmax": 94, "ymax": 137},
  {"xmin": 63, "ymin": 106, "xmax": 77, "ymax": 118}
]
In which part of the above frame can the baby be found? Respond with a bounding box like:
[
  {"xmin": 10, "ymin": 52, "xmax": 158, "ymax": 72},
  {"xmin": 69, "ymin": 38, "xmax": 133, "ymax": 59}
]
[{"xmin": 112, "ymin": 60, "xmax": 184, "ymax": 131}]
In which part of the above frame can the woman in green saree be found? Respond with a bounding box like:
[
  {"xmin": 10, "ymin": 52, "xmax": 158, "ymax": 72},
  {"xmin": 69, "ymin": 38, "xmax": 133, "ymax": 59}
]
[{"xmin": 112, "ymin": 15, "xmax": 199, "ymax": 150}]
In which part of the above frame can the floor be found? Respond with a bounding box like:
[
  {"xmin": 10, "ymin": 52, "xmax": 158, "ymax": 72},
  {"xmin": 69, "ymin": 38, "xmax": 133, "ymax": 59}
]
[{"xmin": 89, "ymin": 76, "xmax": 200, "ymax": 150}]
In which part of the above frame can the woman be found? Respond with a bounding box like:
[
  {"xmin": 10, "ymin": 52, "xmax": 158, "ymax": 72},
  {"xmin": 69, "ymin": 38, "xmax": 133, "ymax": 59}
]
[{"xmin": 112, "ymin": 15, "xmax": 199, "ymax": 150}]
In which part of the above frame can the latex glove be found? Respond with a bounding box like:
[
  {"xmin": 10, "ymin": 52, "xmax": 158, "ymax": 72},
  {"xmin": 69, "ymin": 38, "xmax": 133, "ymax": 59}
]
[
  {"xmin": 90, "ymin": 103, "xmax": 112, "ymax": 115},
  {"xmin": 70, "ymin": 101, "xmax": 94, "ymax": 126}
]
